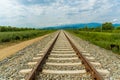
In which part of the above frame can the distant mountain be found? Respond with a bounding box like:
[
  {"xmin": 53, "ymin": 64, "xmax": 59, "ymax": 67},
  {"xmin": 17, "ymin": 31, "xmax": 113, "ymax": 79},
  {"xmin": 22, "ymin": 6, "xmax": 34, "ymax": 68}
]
[
  {"xmin": 42, "ymin": 23, "xmax": 120, "ymax": 29},
  {"xmin": 113, "ymin": 24, "xmax": 120, "ymax": 27}
]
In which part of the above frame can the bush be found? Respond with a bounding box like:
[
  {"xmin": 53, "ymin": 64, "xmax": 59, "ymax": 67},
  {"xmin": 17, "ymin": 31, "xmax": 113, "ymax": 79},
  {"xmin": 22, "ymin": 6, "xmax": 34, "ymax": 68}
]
[
  {"xmin": 102, "ymin": 22, "xmax": 114, "ymax": 30},
  {"xmin": 68, "ymin": 30, "xmax": 120, "ymax": 54},
  {"xmin": 0, "ymin": 30, "xmax": 54, "ymax": 43}
]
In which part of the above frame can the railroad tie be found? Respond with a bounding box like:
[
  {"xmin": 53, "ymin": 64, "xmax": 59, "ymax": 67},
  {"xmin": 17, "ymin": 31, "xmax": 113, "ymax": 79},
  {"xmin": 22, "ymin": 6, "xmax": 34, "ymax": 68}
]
[
  {"xmin": 27, "ymin": 62, "xmax": 37, "ymax": 65},
  {"xmin": 46, "ymin": 62, "xmax": 82, "ymax": 66},
  {"xmin": 19, "ymin": 69, "xmax": 32, "ymax": 74},
  {"xmin": 97, "ymin": 69, "xmax": 110, "ymax": 76},
  {"xmin": 48, "ymin": 57, "xmax": 78, "ymax": 60},
  {"xmin": 36, "ymin": 54, "xmax": 43, "ymax": 56},
  {"xmin": 33, "ymin": 57, "xmax": 41, "ymax": 60},
  {"xmin": 85, "ymin": 57, "xmax": 95, "ymax": 60},
  {"xmin": 82, "ymin": 53, "xmax": 91, "ymax": 56},
  {"xmin": 51, "ymin": 50, "xmax": 75, "ymax": 53},
  {"xmin": 42, "ymin": 70, "xmax": 86, "ymax": 74},
  {"xmin": 90, "ymin": 62, "xmax": 101, "ymax": 66},
  {"xmin": 50, "ymin": 53, "xmax": 76, "ymax": 56}
]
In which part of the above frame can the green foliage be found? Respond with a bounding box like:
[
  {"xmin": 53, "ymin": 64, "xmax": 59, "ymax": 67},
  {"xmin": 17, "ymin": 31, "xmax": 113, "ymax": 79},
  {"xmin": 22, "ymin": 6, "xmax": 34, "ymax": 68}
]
[
  {"xmin": 79, "ymin": 26, "xmax": 95, "ymax": 31},
  {"xmin": 0, "ymin": 30, "xmax": 54, "ymax": 43},
  {"xmin": 79, "ymin": 26, "xmax": 103, "ymax": 32},
  {"xmin": 112, "ymin": 30, "xmax": 120, "ymax": 33},
  {"xmin": 83, "ymin": 26, "xmax": 89, "ymax": 31},
  {"xmin": 93, "ymin": 27, "xmax": 101, "ymax": 32},
  {"xmin": 116, "ymin": 26, "xmax": 120, "ymax": 30},
  {"xmin": 0, "ymin": 26, "xmax": 35, "ymax": 32},
  {"xmin": 102, "ymin": 22, "xmax": 114, "ymax": 30},
  {"xmin": 68, "ymin": 30, "xmax": 120, "ymax": 54},
  {"xmin": 78, "ymin": 22, "xmax": 115, "ymax": 32}
]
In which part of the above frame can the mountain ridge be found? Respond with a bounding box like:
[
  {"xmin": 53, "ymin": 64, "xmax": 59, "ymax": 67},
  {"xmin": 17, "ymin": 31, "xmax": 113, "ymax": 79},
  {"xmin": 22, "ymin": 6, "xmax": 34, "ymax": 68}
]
[{"xmin": 42, "ymin": 23, "xmax": 120, "ymax": 29}]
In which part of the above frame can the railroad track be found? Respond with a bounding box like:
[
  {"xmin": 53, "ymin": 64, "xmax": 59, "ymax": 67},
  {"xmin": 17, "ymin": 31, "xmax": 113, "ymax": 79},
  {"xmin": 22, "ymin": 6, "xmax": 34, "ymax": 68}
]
[{"xmin": 19, "ymin": 30, "xmax": 109, "ymax": 80}]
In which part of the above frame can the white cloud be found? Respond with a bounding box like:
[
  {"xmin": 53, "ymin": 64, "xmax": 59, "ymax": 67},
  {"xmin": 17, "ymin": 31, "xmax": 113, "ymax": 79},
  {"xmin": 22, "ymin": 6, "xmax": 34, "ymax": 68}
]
[
  {"xmin": 0, "ymin": 0, "xmax": 120, "ymax": 27},
  {"xmin": 27, "ymin": 5, "xmax": 44, "ymax": 16},
  {"xmin": 0, "ymin": 0, "xmax": 22, "ymax": 17},
  {"xmin": 112, "ymin": 19, "xmax": 118, "ymax": 23}
]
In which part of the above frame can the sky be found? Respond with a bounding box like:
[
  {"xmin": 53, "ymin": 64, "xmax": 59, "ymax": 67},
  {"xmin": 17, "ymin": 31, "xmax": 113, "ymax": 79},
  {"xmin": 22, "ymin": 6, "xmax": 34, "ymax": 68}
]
[{"xmin": 0, "ymin": 0, "xmax": 120, "ymax": 28}]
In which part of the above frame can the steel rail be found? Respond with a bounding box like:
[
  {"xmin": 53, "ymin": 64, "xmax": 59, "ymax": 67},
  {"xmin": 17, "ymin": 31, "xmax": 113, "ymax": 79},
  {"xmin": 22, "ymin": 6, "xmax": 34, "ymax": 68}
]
[
  {"xmin": 64, "ymin": 32, "xmax": 103, "ymax": 80},
  {"xmin": 25, "ymin": 32, "xmax": 60, "ymax": 80},
  {"xmin": 25, "ymin": 30, "xmax": 103, "ymax": 80}
]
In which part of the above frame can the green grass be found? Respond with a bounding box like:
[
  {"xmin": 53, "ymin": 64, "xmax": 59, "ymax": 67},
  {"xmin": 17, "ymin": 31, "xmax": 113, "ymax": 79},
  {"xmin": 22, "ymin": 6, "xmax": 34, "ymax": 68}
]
[
  {"xmin": 68, "ymin": 30, "xmax": 120, "ymax": 54},
  {"xmin": 0, "ymin": 30, "xmax": 55, "ymax": 43}
]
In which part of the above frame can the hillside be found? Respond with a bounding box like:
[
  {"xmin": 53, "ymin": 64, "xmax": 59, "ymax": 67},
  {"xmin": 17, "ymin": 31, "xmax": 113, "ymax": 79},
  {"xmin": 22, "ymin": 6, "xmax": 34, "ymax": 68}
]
[{"xmin": 42, "ymin": 23, "xmax": 120, "ymax": 29}]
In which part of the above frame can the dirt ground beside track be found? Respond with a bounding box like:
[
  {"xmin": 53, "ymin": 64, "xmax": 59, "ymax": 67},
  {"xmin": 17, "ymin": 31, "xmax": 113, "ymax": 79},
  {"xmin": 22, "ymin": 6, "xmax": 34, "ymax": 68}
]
[{"xmin": 0, "ymin": 34, "xmax": 49, "ymax": 61}]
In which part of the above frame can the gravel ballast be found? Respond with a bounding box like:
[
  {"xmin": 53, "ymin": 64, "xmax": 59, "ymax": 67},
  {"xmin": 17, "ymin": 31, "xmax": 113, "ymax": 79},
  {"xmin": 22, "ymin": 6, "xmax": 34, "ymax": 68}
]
[
  {"xmin": 0, "ymin": 32, "xmax": 57, "ymax": 80},
  {"xmin": 38, "ymin": 31, "xmax": 93, "ymax": 80},
  {"xmin": 67, "ymin": 31, "xmax": 120, "ymax": 80},
  {"xmin": 0, "ymin": 31, "xmax": 120, "ymax": 80}
]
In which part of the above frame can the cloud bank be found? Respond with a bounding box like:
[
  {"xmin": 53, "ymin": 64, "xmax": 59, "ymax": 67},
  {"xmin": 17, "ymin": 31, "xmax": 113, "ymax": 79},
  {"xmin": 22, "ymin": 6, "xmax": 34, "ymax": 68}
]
[{"xmin": 0, "ymin": 0, "xmax": 119, "ymax": 27}]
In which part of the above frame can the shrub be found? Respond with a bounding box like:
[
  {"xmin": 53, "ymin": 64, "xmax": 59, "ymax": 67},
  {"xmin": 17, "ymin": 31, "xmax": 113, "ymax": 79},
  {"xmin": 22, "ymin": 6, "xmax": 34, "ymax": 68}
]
[
  {"xmin": 0, "ymin": 30, "xmax": 54, "ymax": 43},
  {"xmin": 68, "ymin": 30, "xmax": 120, "ymax": 54}
]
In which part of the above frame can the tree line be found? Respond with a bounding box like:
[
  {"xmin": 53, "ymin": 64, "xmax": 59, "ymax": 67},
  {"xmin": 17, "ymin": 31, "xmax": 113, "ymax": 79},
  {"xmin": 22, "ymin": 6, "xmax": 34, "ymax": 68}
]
[
  {"xmin": 79, "ymin": 22, "xmax": 120, "ymax": 32},
  {"xmin": 0, "ymin": 26, "xmax": 35, "ymax": 32}
]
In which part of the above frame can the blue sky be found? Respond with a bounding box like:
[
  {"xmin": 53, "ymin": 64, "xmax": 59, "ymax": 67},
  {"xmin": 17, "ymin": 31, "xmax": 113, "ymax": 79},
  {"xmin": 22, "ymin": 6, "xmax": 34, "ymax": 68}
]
[{"xmin": 0, "ymin": 0, "xmax": 120, "ymax": 28}]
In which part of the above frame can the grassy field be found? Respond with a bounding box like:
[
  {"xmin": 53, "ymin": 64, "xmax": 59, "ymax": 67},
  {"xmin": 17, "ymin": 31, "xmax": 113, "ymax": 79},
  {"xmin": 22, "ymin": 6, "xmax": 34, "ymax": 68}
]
[
  {"xmin": 0, "ymin": 30, "xmax": 55, "ymax": 43},
  {"xmin": 68, "ymin": 30, "xmax": 120, "ymax": 54},
  {"xmin": 0, "ymin": 29, "xmax": 55, "ymax": 49}
]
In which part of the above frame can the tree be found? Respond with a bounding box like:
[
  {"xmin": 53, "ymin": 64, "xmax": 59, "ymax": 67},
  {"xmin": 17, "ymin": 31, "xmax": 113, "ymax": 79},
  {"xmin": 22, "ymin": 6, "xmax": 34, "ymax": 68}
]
[
  {"xmin": 94, "ymin": 27, "xmax": 101, "ymax": 32},
  {"xmin": 102, "ymin": 22, "xmax": 114, "ymax": 30},
  {"xmin": 116, "ymin": 26, "xmax": 120, "ymax": 30},
  {"xmin": 83, "ymin": 26, "xmax": 89, "ymax": 31}
]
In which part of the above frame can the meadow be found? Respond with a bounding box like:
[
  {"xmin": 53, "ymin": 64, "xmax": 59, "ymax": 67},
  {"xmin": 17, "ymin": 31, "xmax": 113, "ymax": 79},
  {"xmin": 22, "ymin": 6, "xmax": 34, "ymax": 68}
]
[
  {"xmin": 0, "ymin": 30, "xmax": 54, "ymax": 43},
  {"xmin": 68, "ymin": 30, "xmax": 120, "ymax": 54}
]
